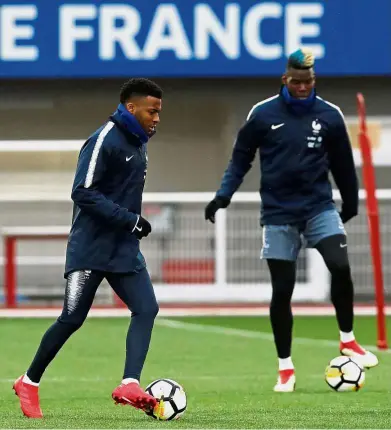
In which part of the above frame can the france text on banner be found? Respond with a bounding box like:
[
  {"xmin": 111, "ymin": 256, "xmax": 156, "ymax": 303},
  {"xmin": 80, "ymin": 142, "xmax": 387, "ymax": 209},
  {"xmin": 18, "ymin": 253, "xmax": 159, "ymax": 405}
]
[{"xmin": 0, "ymin": 0, "xmax": 390, "ymax": 78}]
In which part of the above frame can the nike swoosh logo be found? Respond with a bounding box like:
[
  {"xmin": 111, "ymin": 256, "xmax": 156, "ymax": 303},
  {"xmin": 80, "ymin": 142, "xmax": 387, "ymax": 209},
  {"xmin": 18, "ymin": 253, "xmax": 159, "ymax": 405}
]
[
  {"xmin": 126, "ymin": 155, "xmax": 134, "ymax": 162},
  {"xmin": 340, "ymin": 243, "xmax": 348, "ymax": 248},
  {"xmin": 271, "ymin": 123, "xmax": 284, "ymax": 130},
  {"xmin": 135, "ymin": 225, "xmax": 142, "ymax": 232}
]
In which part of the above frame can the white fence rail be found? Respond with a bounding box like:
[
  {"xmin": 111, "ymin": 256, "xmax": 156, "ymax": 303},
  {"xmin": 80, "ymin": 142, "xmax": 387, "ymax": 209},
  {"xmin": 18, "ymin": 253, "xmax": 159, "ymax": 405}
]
[{"xmin": 1, "ymin": 190, "xmax": 389, "ymax": 306}]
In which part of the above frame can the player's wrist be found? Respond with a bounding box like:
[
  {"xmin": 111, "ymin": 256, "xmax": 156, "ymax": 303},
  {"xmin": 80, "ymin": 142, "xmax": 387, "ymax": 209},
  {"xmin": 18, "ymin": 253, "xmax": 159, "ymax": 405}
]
[
  {"xmin": 129, "ymin": 214, "xmax": 141, "ymax": 232},
  {"xmin": 214, "ymin": 195, "xmax": 231, "ymax": 208}
]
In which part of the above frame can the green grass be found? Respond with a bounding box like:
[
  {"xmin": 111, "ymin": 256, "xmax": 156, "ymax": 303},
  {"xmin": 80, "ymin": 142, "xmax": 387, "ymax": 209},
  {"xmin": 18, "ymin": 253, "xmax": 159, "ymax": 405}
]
[{"xmin": 1, "ymin": 316, "xmax": 391, "ymax": 428}]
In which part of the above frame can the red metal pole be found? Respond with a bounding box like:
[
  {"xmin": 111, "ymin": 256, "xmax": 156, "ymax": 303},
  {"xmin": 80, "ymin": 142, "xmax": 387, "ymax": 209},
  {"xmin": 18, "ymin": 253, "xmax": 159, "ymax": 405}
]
[
  {"xmin": 5, "ymin": 236, "xmax": 17, "ymax": 308},
  {"xmin": 357, "ymin": 93, "xmax": 388, "ymax": 349},
  {"xmin": 369, "ymin": 213, "xmax": 388, "ymax": 349}
]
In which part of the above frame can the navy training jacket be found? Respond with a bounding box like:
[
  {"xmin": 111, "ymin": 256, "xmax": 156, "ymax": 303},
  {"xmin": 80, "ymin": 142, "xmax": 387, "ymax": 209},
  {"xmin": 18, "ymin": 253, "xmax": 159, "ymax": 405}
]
[
  {"xmin": 216, "ymin": 89, "xmax": 359, "ymax": 225},
  {"xmin": 65, "ymin": 106, "xmax": 149, "ymax": 276}
]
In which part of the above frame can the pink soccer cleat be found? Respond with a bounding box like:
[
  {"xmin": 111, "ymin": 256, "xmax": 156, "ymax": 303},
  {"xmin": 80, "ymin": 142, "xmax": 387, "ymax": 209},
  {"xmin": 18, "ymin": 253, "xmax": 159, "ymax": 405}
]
[
  {"xmin": 112, "ymin": 382, "xmax": 157, "ymax": 412},
  {"xmin": 273, "ymin": 369, "xmax": 296, "ymax": 392},
  {"xmin": 340, "ymin": 340, "xmax": 379, "ymax": 368},
  {"xmin": 13, "ymin": 375, "xmax": 43, "ymax": 418}
]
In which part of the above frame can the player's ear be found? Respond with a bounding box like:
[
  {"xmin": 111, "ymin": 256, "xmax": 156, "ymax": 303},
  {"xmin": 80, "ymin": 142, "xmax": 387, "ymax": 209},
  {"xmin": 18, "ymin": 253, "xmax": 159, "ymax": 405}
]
[
  {"xmin": 126, "ymin": 102, "xmax": 136, "ymax": 115},
  {"xmin": 282, "ymin": 74, "xmax": 287, "ymax": 85}
]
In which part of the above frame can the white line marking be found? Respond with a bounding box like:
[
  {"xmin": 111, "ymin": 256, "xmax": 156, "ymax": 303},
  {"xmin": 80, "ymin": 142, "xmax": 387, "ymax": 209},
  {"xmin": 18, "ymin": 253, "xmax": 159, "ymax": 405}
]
[
  {"xmin": 155, "ymin": 319, "xmax": 391, "ymax": 354},
  {"xmin": 1, "ymin": 306, "xmax": 391, "ymax": 318},
  {"xmin": 0, "ymin": 374, "xmax": 326, "ymax": 384}
]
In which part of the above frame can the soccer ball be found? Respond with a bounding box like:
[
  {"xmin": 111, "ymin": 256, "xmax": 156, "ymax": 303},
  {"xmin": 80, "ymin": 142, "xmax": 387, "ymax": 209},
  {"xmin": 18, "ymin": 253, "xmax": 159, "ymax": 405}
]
[
  {"xmin": 145, "ymin": 379, "xmax": 187, "ymax": 420},
  {"xmin": 325, "ymin": 356, "xmax": 365, "ymax": 392}
]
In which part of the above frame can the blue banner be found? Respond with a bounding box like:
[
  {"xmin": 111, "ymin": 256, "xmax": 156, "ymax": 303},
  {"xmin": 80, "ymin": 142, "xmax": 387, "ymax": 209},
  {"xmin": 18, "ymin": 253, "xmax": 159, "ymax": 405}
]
[{"xmin": 0, "ymin": 0, "xmax": 390, "ymax": 78}]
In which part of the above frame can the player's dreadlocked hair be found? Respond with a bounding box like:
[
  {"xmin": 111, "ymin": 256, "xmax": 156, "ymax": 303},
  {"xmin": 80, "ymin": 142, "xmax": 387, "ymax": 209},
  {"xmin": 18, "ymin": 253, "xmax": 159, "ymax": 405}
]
[
  {"xmin": 287, "ymin": 48, "xmax": 315, "ymax": 70},
  {"xmin": 120, "ymin": 78, "xmax": 163, "ymax": 104}
]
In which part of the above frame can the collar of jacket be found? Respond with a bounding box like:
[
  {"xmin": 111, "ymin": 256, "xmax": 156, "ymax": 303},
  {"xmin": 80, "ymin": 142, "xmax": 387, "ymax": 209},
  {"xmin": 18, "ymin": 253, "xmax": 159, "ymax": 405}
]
[
  {"xmin": 280, "ymin": 85, "xmax": 316, "ymax": 115},
  {"xmin": 110, "ymin": 104, "xmax": 150, "ymax": 146}
]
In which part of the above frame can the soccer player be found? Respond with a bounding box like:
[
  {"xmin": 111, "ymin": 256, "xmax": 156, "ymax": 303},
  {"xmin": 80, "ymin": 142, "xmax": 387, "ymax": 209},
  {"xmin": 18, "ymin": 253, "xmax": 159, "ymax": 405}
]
[
  {"xmin": 205, "ymin": 49, "xmax": 378, "ymax": 392},
  {"xmin": 13, "ymin": 78, "xmax": 162, "ymax": 417}
]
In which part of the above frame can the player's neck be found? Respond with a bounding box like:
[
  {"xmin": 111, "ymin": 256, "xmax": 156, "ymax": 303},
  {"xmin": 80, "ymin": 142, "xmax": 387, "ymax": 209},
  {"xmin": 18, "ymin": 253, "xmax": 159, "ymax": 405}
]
[
  {"xmin": 115, "ymin": 103, "xmax": 149, "ymax": 144},
  {"xmin": 281, "ymin": 86, "xmax": 315, "ymax": 115}
]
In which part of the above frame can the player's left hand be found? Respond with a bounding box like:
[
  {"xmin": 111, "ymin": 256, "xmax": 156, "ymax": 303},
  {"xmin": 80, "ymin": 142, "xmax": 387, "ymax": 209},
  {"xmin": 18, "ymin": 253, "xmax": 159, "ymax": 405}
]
[
  {"xmin": 133, "ymin": 216, "xmax": 152, "ymax": 239},
  {"xmin": 205, "ymin": 196, "xmax": 231, "ymax": 223},
  {"xmin": 339, "ymin": 209, "xmax": 357, "ymax": 224}
]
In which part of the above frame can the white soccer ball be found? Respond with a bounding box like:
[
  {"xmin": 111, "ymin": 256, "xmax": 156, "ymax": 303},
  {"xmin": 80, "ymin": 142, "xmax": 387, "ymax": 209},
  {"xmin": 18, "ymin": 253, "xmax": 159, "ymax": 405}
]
[
  {"xmin": 325, "ymin": 356, "xmax": 365, "ymax": 392},
  {"xmin": 145, "ymin": 379, "xmax": 187, "ymax": 420}
]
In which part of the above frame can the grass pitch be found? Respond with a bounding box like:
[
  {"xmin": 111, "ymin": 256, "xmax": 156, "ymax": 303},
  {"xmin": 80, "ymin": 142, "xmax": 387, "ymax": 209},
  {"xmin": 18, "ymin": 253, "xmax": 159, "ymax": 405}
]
[{"xmin": 1, "ymin": 315, "xmax": 391, "ymax": 428}]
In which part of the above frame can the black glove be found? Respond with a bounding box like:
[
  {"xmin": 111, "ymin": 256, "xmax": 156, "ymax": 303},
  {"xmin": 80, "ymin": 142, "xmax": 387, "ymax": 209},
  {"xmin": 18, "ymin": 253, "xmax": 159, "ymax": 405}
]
[
  {"xmin": 133, "ymin": 216, "xmax": 152, "ymax": 239},
  {"xmin": 204, "ymin": 196, "xmax": 231, "ymax": 223},
  {"xmin": 339, "ymin": 208, "xmax": 358, "ymax": 224}
]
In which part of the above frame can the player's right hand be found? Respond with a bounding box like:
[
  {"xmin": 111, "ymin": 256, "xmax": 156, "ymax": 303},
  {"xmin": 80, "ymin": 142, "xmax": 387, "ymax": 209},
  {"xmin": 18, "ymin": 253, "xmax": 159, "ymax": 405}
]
[
  {"xmin": 133, "ymin": 216, "xmax": 152, "ymax": 239},
  {"xmin": 204, "ymin": 196, "xmax": 231, "ymax": 223}
]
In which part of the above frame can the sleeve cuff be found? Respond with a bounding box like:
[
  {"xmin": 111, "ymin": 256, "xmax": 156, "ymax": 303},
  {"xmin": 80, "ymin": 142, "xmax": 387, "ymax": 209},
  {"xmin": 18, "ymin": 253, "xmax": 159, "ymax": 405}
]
[{"xmin": 130, "ymin": 214, "xmax": 140, "ymax": 232}]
